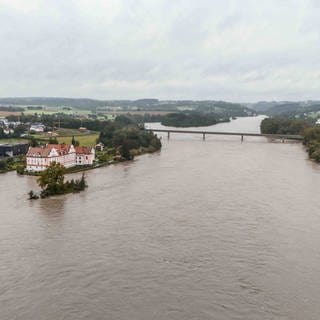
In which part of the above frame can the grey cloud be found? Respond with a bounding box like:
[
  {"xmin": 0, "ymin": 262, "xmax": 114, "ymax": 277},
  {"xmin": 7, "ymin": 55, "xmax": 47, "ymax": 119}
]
[{"xmin": 0, "ymin": 0, "xmax": 320, "ymax": 101}]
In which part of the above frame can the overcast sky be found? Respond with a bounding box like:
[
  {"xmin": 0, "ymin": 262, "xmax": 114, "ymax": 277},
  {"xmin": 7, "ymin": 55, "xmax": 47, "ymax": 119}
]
[{"xmin": 0, "ymin": 0, "xmax": 320, "ymax": 102}]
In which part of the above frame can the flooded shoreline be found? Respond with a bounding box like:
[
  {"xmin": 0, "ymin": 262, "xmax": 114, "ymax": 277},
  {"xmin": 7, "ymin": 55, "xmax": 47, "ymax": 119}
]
[{"xmin": 1, "ymin": 116, "xmax": 320, "ymax": 320}]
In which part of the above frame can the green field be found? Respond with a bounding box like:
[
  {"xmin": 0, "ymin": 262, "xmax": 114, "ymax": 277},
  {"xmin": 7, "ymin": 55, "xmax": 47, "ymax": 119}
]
[
  {"xmin": 0, "ymin": 138, "xmax": 29, "ymax": 144},
  {"xmin": 57, "ymin": 134, "xmax": 98, "ymax": 146}
]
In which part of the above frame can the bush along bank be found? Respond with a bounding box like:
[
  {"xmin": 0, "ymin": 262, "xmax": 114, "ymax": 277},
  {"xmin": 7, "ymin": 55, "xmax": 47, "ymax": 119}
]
[{"xmin": 260, "ymin": 117, "xmax": 320, "ymax": 163}]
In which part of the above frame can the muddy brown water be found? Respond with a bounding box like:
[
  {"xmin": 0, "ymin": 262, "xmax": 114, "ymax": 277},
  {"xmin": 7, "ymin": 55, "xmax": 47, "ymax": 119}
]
[{"xmin": 1, "ymin": 116, "xmax": 320, "ymax": 319}]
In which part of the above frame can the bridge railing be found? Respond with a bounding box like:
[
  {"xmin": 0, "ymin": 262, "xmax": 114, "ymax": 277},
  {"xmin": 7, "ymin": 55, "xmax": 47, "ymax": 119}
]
[{"xmin": 145, "ymin": 129, "xmax": 303, "ymax": 141}]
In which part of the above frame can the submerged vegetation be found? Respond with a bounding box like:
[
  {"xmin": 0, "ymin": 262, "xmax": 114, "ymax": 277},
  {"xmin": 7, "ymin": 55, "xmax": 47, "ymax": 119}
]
[
  {"xmin": 303, "ymin": 127, "xmax": 320, "ymax": 162},
  {"xmin": 29, "ymin": 162, "xmax": 87, "ymax": 199}
]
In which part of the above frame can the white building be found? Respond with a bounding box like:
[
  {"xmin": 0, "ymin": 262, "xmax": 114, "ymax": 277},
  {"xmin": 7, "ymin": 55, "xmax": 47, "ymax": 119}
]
[
  {"xmin": 30, "ymin": 123, "xmax": 45, "ymax": 133},
  {"xmin": 75, "ymin": 146, "xmax": 96, "ymax": 165},
  {"xmin": 26, "ymin": 144, "xmax": 95, "ymax": 172}
]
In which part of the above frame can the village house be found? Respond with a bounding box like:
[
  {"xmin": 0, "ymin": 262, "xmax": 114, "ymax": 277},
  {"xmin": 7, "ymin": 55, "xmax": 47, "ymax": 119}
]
[
  {"xmin": 26, "ymin": 144, "xmax": 95, "ymax": 172},
  {"xmin": 29, "ymin": 123, "xmax": 45, "ymax": 133},
  {"xmin": 95, "ymin": 142, "xmax": 104, "ymax": 151}
]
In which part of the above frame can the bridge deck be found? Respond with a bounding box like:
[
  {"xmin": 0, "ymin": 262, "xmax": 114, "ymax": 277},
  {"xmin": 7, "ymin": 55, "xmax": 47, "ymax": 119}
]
[{"xmin": 146, "ymin": 129, "xmax": 303, "ymax": 140}]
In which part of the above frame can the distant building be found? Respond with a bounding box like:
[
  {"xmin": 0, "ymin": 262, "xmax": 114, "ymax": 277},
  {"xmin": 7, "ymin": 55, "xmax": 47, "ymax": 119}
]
[
  {"xmin": 78, "ymin": 127, "xmax": 88, "ymax": 133},
  {"xmin": 0, "ymin": 143, "xmax": 29, "ymax": 157},
  {"xmin": 0, "ymin": 118, "xmax": 9, "ymax": 128},
  {"xmin": 3, "ymin": 128, "xmax": 14, "ymax": 135},
  {"xmin": 95, "ymin": 142, "xmax": 104, "ymax": 151},
  {"xmin": 30, "ymin": 123, "xmax": 45, "ymax": 133},
  {"xmin": 26, "ymin": 144, "xmax": 95, "ymax": 172}
]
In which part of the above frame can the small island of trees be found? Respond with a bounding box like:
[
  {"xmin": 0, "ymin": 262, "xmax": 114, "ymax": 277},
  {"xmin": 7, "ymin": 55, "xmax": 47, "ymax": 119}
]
[
  {"xmin": 29, "ymin": 162, "xmax": 87, "ymax": 199},
  {"xmin": 160, "ymin": 112, "xmax": 229, "ymax": 127}
]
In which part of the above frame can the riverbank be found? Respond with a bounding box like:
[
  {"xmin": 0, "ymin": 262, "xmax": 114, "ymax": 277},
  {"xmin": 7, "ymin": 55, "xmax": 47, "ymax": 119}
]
[
  {"xmin": 2, "ymin": 115, "xmax": 320, "ymax": 320},
  {"xmin": 15, "ymin": 146, "xmax": 161, "ymax": 177},
  {"xmin": 260, "ymin": 117, "xmax": 320, "ymax": 163}
]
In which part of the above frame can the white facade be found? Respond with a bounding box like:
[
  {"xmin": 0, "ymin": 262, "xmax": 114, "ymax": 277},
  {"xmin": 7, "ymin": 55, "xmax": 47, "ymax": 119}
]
[
  {"xmin": 75, "ymin": 147, "xmax": 95, "ymax": 166},
  {"xmin": 26, "ymin": 144, "xmax": 95, "ymax": 172},
  {"xmin": 30, "ymin": 124, "xmax": 45, "ymax": 133}
]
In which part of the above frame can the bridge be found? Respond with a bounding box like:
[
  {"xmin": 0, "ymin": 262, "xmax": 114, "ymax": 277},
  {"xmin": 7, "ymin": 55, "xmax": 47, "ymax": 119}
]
[{"xmin": 146, "ymin": 129, "xmax": 303, "ymax": 141}]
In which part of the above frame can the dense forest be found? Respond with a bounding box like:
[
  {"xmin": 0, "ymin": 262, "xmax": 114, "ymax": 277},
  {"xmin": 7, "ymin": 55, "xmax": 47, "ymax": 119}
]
[
  {"xmin": 160, "ymin": 112, "xmax": 227, "ymax": 127},
  {"xmin": 0, "ymin": 106, "xmax": 24, "ymax": 112},
  {"xmin": 98, "ymin": 123, "xmax": 161, "ymax": 160},
  {"xmin": 260, "ymin": 118, "xmax": 311, "ymax": 135}
]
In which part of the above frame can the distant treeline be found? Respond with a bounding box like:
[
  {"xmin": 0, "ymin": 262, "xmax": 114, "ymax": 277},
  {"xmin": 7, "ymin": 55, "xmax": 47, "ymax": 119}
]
[
  {"xmin": 252, "ymin": 101, "xmax": 320, "ymax": 118},
  {"xmin": 7, "ymin": 113, "xmax": 110, "ymax": 131},
  {"xmin": 0, "ymin": 97, "xmax": 253, "ymax": 113},
  {"xmin": 27, "ymin": 106, "xmax": 43, "ymax": 110},
  {"xmin": 0, "ymin": 106, "xmax": 24, "ymax": 112}
]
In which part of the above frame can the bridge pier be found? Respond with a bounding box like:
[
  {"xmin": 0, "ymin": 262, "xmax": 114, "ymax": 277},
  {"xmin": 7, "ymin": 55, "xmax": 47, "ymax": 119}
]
[
  {"xmin": 203, "ymin": 133, "xmax": 205, "ymax": 141},
  {"xmin": 241, "ymin": 135, "xmax": 244, "ymax": 142},
  {"xmin": 167, "ymin": 131, "xmax": 170, "ymax": 140}
]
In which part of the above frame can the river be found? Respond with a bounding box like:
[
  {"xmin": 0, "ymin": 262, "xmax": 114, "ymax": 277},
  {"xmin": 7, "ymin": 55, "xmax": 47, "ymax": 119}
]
[{"xmin": 1, "ymin": 116, "xmax": 320, "ymax": 320}]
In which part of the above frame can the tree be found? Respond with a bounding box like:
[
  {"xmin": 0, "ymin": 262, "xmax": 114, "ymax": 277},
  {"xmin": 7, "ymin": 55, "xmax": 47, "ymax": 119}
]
[
  {"xmin": 71, "ymin": 135, "xmax": 79, "ymax": 146},
  {"xmin": 120, "ymin": 140, "xmax": 133, "ymax": 160},
  {"xmin": 0, "ymin": 160, "xmax": 6, "ymax": 171},
  {"xmin": 37, "ymin": 162, "xmax": 66, "ymax": 195},
  {"xmin": 29, "ymin": 137, "xmax": 39, "ymax": 147}
]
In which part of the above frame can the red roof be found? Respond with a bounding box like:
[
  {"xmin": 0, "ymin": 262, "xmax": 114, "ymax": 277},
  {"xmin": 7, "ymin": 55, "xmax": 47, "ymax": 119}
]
[
  {"xmin": 75, "ymin": 146, "xmax": 93, "ymax": 155},
  {"xmin": 27, "ymin": 144, "xmax": 74, "ymax": 157},
  {"xmin": 26, "ymin": 147, "xmax": 51, "ymax": 157},
  {"xmin": 47, "ymin": 144, "xmax": 72, "ymax": 155}
]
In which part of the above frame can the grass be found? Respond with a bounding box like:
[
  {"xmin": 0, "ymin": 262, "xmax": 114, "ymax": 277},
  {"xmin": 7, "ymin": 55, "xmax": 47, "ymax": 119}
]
[
  {"xmin": 57, "ymin": 134, "xmax": 98, "ymax": 146},
  {"xmin": 0, "ymin": 138, "xmax": 29, "ymax": 144},
  {"xmin": 55, "ymin": 128, "xmax": 95, "ymax": 136},
  {"xmin": 31, "ymin": 128, "xmax": 99, "ymax": 147}
]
